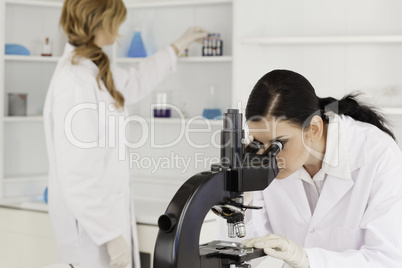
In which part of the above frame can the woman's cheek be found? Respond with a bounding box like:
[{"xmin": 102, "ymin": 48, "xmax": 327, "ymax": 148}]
[{"xmin": 277, "ymin": 156, "xmax": 286, "ymax": 169}]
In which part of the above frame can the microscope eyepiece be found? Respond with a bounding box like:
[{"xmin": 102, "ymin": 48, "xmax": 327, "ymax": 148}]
[
  {"xmin": 244, "ymin": 140, "xmax": 265, "ymax": 154},
  {"xmin": 271, "ymin": 140, "xmax": 283, "ymax": 151},
  {"xmin": 261, "ymin": 140, "xmax": 283, "ymax": 156}
]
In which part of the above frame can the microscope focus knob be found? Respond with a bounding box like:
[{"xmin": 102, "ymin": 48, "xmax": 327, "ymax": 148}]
[{"xmin": 158, "ymin": 214, "xmax": 177, "ymax": 233}]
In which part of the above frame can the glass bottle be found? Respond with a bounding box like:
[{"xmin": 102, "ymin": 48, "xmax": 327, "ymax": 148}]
[{"xmin": 41, "ymin": 37, "xmax": 52, "ymax": 57}]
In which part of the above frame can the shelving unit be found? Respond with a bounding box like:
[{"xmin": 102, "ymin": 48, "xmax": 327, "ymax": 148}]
[
  {"xmin": 116, "ymin": 0, "xmax": 233, "ymax": 118},
  {"xmin": 5, "ymin": 55, "xmax": 60, "ymax": 63},
  {"xmin": 0, "ymin": 0, "xmax": 5, "ymax": 199},
  {"xmin": 3, "ymin": 175, "xmax": 48, "ymax": 183},
  {"xmin": 238, "ymin": 34, "xmax": 402, "ymax": 118},
  {"xmin": 232, "ymin": 0, "xmax": 402, "ymax": 149},
  {"xmin": 3, "ymin": 115, "xmax": 223, "ymax": 126},
  {"xmin": 0, "ymin": 0, "xmax": 233, "ymax": 198},
  {"xmin": 380, "ymin": 108, "xmax": 402, "ymax": 116},
  {"xmin": 4, "ymin": 0, "xmax": 63, "ymax": 8},
  {"xmin": 125, "ymin": 0, "xmax": 232, "ymax": 9},
  {"xmin": 6, "ymin": 0, "xmax": 234, "ymax": 8},
  {"xmin": 4, "ymin": 116, "xmax": 44, "ymax": 122},
  {"xmin": 116, "ymin": 56, "xmax": 232, "ymax": 64},
  {"xmin": 239, "ymin": 35, "xmax": 402, "ymax": 45},
  {"xmin": 150, "ymin": 117, "xmax": 223, "ymax": 127}
]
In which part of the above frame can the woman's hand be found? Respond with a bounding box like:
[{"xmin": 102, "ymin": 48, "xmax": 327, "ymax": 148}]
[
  {"xmin": 243, "ymin": 234, "xmax": 310, "ymax": 268},
  {"xmin": 106, "ymin": 236, "xmax": 131, "ymax": 268},
  {"xmin": 171, "ymin": 26, "xmax": 208, "ymax": 55}
]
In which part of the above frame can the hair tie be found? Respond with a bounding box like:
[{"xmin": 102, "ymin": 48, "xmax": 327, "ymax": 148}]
[{"xmin": 321, "ymin": 109, "xmax": 329, "ymax": 121}]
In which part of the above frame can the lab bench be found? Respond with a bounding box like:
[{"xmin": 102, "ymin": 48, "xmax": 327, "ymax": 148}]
[{"xmin": 0, "ymin": 197, "xmax": 219, "ymax": 268}]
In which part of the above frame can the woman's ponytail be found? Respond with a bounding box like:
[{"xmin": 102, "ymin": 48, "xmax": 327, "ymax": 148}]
[
  {"xmin": 60, "ymin": 0, "xmax": 127, "ymax": 109},
  {"xmin": 72, "ymin": 42, "xmax": 125, "ymax": 108},
  {"xmin": 320, "ymin": 93, "xmax": 395, "ymax": 140}
]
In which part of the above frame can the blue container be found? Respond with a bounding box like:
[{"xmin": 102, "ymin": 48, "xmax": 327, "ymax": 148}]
[
  {"xmin": 202, "ymin": 108, "xmax": 222, "ymax": 120},
  {"xmin": 154, "ymin": 108, "xmax": 171, "ymax": 118},
  {"xmin": 128, "ymin": 31, "xmax": 147, "ymax": 58},
  {"xmin": 5, "ymin": 44, "xmax": 30, "ymax": 55},
  {"xmin": 44, "ymin": 187, "xmax": 48, "ymax": 203}
]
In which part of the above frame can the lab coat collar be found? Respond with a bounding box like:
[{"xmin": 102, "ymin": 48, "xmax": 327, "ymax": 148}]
[
  {"xmin": 321, "ymin": 112, "xmax": 353, "ymax": 180},
  {"xmin": 62, "ymin": 42, "xmax": 99, "ymax": 73},
  {"xmin": 290, "ymin": 112, "xmax": 355, "ymax": 182},
  {"xmin": 314, "ymin": 113, "xmax": 370, "ymax": 227},
  {"xmin": 64, "ymin": 42, "xmax": 75, "ymax": 55},
  {"xmin": 340, "ymin": 114, "xmax": 367, "ymax": 172},
  {"xmin": 280, "ymin": 113, "xmax": 361, "ymax": 224}
]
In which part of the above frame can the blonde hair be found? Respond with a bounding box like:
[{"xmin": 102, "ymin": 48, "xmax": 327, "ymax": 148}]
[{"xmin": 60, "ymin": 0, "xmax": 127, "ymax": 108}]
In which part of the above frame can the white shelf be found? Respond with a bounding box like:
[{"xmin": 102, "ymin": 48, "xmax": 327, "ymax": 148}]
[
  {"xmin": 5, "ymin": 55, "xmax": 60, "ymax": 63},
  {"xmin": 239, "ymin": 35, "xmax": 402, "ymax": 45},
  {"xmin": 116, "ymin": 56, "xmax": 232, "ymax": 64},
  {"xmin": 4, "ymin": 116, "xmax": 43, "ymax": 122},
  {"xmin": 7, "ymin": 55, "xmax": 231, "ymax": 64},
  {"xmin": 5, "ymin": 0, "xmax": 63, "ymax": 8},
  {"xmin": 3, "ymin": 115, "xmax": 224, "ymax": 126},
  {"xmin": 125, "ymin": 0, "xmax": 232, "ymax": 9},
  {"xmin": 3, "ymin": 175, "xmax": 47, "ymax": 183},
  {"xmin": 1, "ymin": 0, "xmax": 232, "ymax": 199},
  {"xmin": 5, "ymin": 0, "xmax": 232, "ymax": 9},
  {"xmin": 179, "ymin": 56, "xmax": 232, "ymax": 63},
  {"xmin": 149, "ymin": 117, "xmax": 223, "ymax": 127},
  {"xmin": 380, "ymin": 107, "xmax": 402, "ymax": 115},
  {"xmin": 115, "ymin": 57, "xmax": 144, "ymax": 63},
  {"xmin": 132, "ymin": 176, "xmax": 185, "ymax": 186}
]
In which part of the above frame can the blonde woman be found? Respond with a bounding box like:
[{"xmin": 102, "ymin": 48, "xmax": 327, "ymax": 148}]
[{"xmin": 43, "ymin": 0, "xmax": 207, "ymax": 267}]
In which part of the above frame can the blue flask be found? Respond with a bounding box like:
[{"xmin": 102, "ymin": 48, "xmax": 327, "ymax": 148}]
[
  {"xmin": 44, "ymin": 187, "xmax": 48, "ymax": 203},
  {"xmin": 128, "ymin": 30, "xmax": 147, "ymax": 58}
]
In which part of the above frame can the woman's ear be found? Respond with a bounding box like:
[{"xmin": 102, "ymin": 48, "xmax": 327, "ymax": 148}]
[{"xmin": 308, "ymin": 115, "xmax": 324, "ymax": 142}]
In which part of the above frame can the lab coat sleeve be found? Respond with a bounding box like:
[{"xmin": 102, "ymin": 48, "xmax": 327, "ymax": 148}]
[
  {"xmin": 245, "ymin": 190, "xmax": 274, "ymax": 238},
  {"xmin": 52, "ymin": 83, "xmax": 123, "ymax": 246},
  {"xmin": 242, "ymin": 191, "xmax": 275, "ymax": 267},
  {"xmin": 112, "ymin": 46, "xmax": 177, "ymax": 105},
  {"xmin": 305, "ymin": 147, "xmax": 402, "ymax": 268}
]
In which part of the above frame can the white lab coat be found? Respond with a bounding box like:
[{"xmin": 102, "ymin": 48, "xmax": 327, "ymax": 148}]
[
  {"xmin": 246, "ymin": 114, "xmax": 402, "ymax": 268},
  {"xmin": 43, "ymin": 43, "xmax": 176, "ymax": 268}
]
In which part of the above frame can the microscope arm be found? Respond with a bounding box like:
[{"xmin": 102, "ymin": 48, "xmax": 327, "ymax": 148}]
[{"xmin": 154, "ymin": 171, "xmax": 229, "ymax": 268}]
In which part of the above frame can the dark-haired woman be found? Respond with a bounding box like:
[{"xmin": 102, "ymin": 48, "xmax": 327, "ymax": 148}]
[
  {"xmin": 242, "ymin": 70, "xmax": 402, "ymax": 268},
  {"xmin": 43, "ymin": 0, "xmax": 207, "ymax": 267}
]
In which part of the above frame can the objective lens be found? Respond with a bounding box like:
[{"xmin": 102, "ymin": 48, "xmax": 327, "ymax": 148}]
[
  {"xmin": 235, "ymin": 222, "xmax": 246, "ymax": 238},
  {"xmin": 228, "ymin": 222, "xmax": 236, "ymax": 238}
]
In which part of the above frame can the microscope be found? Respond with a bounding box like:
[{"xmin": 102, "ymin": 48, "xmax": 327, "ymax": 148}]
[{"xmin": 154, "ymin": 109, "xmax": 282, "ymax": 268}]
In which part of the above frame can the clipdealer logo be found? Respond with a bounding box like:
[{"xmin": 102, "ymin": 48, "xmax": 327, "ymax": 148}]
[
  {"xmin": 64, "ymin": 101, "xmax": 224, "ymax": 161},
  {"xmin": 63, "ymin": 101, "xmax": 341, "ymax": 172}
]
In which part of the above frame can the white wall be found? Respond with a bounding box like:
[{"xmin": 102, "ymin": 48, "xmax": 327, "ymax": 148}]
[{"xmin": 233, "ymin": 0, "xmax": 402, "ymax": 144}]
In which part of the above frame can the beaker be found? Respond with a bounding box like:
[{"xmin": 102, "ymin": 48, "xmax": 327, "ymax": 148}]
[
  {"xmin": 153, "ymin": 92, "xmax": 171, "ymax": 118},
  {"xmin": 8, "ymin": 93, "xmax": 27, "ymax": 116},
  {"xmin": 202, "ymin": 85, "xmax": 222, "ymax": 119}
]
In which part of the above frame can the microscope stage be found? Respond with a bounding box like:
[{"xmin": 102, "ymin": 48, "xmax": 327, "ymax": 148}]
[{"xmin": 199, "ymin": 240, "xmax": 266, "ymax": 263}]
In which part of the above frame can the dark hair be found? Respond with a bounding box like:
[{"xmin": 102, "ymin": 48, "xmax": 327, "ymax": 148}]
[{"xmin": 245, "ymin": 69, "xmax": 395, "ymax": 140}]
